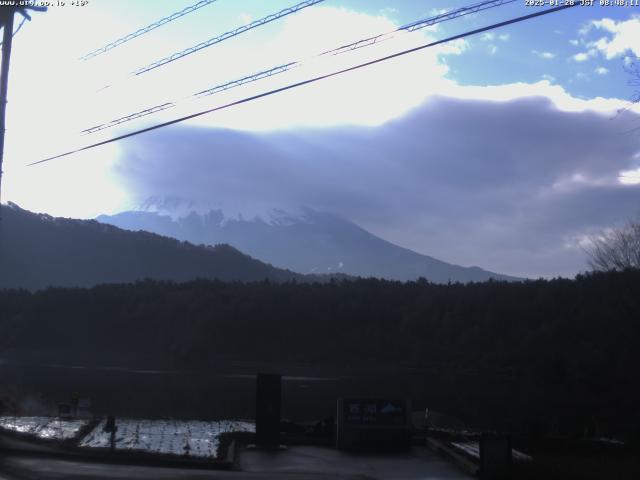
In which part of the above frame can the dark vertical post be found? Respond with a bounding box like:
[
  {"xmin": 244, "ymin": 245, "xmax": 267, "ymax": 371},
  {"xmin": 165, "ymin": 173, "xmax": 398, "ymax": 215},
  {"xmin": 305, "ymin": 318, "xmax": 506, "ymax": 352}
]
[
  {"xmin": 104, "ymin": 415, "xmax": 117, "ymax": 452},
  {"xmin": 0, "ymin": 7, "xmax": 15, "ymax": 219},
  {"xmin": 479, "ymin": 433, "xmax": 512, "ymax": 480},
  {"xmin": 256, "ymin": 373, "xmax": 281, "ymax": 447}
]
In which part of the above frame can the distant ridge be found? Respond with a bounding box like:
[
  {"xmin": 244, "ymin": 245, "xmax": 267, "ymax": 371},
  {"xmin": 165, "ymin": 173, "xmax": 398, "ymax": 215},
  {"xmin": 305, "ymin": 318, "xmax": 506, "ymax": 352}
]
[
  {"xmin": 98, "ymin": 205, "xmax": 522, "ymax": 283},
  {"xmin": 0, "ymin": 203, "xmax": 310, "ymax": 290}
]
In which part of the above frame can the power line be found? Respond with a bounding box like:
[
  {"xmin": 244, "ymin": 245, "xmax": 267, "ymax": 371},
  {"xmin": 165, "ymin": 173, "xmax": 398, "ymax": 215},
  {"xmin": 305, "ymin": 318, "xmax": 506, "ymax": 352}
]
[
  {"xmin": 0, "ymin": 15, "xmax": 29, "ymax": 47},
  {"xmin": 328, "ymin": 0, "xmax": 517, "ymax": 57},
  {"xmin": 195, "ymin": 0, "xmax": 517, "ymax": 97},
  {"xmin": 83, "ymin": 0, "xmax": 516, "ymax": 134},
  {"xmin": 13, "ymin": 15, "xmax": 27, "ymax": 36},
  {"xmin": 131, "ymin": 0, "xmax": 325, "ymax": 77},
  {"xmin": 28, "ymin": 4, "xmax": 578, "ymax": 167},
  {"xmin": 81, "ymin": 103, "xmax": 177, "ymax": 134},
  {"xmin": 79, "ymin": 0, "xmax": 220, "ymax": 61}
]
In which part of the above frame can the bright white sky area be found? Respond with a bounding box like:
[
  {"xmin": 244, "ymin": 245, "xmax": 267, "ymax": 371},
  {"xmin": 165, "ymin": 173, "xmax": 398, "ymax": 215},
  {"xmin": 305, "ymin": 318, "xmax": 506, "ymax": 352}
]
[{"xmin": 1, "ymin": 0, "xmax": 640, "ymax": 278}]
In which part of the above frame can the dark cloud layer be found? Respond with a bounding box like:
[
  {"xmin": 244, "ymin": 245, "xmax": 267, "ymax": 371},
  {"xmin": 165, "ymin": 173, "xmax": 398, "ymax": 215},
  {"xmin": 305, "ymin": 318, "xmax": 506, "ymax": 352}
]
[{"xmin": 115, "ymin": 95, "xmax": 640, "ymax": 278}]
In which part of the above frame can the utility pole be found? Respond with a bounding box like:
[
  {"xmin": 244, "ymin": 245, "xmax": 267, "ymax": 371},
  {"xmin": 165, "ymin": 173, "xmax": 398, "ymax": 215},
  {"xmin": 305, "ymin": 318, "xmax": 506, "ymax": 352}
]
[
  {"xmin": 0, "ymin": 4, "xmax": 46, "ymax": 220},
  {"xmin": 0, "ymin": 7, "xmax": 16, "ymax": 220}
]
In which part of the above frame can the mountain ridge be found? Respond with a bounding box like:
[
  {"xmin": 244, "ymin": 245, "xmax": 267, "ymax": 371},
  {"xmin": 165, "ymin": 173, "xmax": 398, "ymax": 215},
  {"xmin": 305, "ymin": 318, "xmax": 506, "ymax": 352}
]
[
  {"xmin": 0, "ymin": 203, "xmax": 318, "ymax": 290},
  {"xmin": 97, "ymin": 206, "xmax": 522, "ymax": 283}
]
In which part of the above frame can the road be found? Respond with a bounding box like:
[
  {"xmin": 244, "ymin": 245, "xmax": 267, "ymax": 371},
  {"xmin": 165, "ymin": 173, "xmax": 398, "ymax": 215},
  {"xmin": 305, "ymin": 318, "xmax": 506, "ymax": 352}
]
[
  {"xmin": 0, "ymin": 447, "xmax": 471, "ymax": 479},
  {"xmin": 0, "ymin": 454, "xmax": 341, "ymax": 479}
]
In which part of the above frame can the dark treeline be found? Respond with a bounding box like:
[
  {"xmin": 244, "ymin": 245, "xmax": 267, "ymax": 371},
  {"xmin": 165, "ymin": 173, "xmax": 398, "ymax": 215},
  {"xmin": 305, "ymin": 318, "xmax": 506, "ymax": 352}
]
[{"xmin": 1, "ymin": 270, "xmax": 639, "ymax": 438}]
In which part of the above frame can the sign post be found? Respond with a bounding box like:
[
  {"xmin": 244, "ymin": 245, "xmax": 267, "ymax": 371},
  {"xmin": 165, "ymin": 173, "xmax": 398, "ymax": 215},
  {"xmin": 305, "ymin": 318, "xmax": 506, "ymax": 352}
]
[
  {"xmin": 336, "ymin": 398, "xmax": 412, "ymax": 450},
  {"xmin": 255, "ymin": 373, "xmax": 281, "ymax": 447}
]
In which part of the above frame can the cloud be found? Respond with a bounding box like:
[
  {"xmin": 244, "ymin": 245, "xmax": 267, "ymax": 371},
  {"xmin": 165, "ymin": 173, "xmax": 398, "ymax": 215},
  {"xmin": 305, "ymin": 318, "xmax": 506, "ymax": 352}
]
[
  {"xmin": 5, "ymin": 4, "xmax": 468, "ymax": 216},
  {"xmin": 115, "ymin": 86, "xmax": 640, "ymax": 279},
  {"xmin": 8, "ymin": 3, "xmax": 640, "ymax": 280},
  {"xmin": 594, "ymin": 66, "xmax": 609, "ymax": 75},
  {"xmin": 379, "ymin": 7, "xmax": 398, "ymax": 16},
  {"xmin": 532, "ymin": 50, "xmax": 556, "ymax": 59},
  {"xmin": 447, "ymin": 80, "xmax": 623, "ymax": 113},
  {"xmin": 88, "ymin": 6, "xmax": 467, "ymax": 133},
  {"xmin": 571, "ymin": 49, "xmax": 596, "ymax": 62},
  {"xmin": 7, "ymin": 5, "xmax": 469, "ymax": 159},
  {"xmin": 481, "ymin": 32, "xmax": 509, "ymax": 42},
  {"xmin": 578, "ymin": 22, "xmax": 593, "ymax": 36},
  {"xmin": 429, "ymin": 8, "xmax": 450, "ymax": 16},
  {"xmin": 584, "ymin": 15, "xmax": 640, "ymax": 59},
  {"xmin": 238, "ymin": 12, "xmax": 252, "ymax": 25},
  {"xmin": 619, "ymin": 168, "xmax": 640, "ymax": 185}
]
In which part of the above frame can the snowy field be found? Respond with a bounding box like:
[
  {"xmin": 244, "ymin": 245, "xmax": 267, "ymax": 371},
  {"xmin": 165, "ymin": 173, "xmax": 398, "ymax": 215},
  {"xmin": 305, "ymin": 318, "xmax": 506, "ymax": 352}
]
[
  {"xmin": 79, "ymin": 419, "xmax": 255, "ymax": 459},
  {"xmin": 0, "ymin": 416, "xmax": 89, "ymax": 441},
  {"xmin": 451, "ymin": 440, "xmax": 532, "ymax": 463},
  {"xmin": 0, "ymin": 416, "xmax": 255, "ymax": 459}
]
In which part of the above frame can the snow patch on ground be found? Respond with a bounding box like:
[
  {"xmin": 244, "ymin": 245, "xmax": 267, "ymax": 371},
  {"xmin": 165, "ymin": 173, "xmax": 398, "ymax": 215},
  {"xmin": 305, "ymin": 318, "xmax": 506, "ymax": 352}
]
[
  {"xmin": 0, "ymin": 416, "xmax": 89, "ymax": 441},
  {"xmin": 79, "ymin": 419, "xmax": 255, "ymax": 459},
  {"xmin": 450, "ymin": 440, "xmax": 532, "ymax": 463}
]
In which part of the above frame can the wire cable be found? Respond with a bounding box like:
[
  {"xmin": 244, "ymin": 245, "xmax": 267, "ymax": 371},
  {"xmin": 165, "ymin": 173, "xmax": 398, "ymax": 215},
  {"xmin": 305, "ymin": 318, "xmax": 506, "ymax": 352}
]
[
  {"xmin": 195, "ymin": 0, "xmax": 517, "ymax": 97},
  {"xmin": 83, "ymin": 0, "xmax": 517, "ymax": 134},
  {"xmin": 28, "ymin": 4, "xmax": 578, "ymax": 167},
  {"xmin": 13, "ymin": 16, "xmax": 27, "ymax": 36},
  {"xmin": 131, "ymin": 0, "xmax": 325, "ymax": 77},
  {"xmin": 328, "ymin": 0, "xmax": 517, "ymax": 57},
  {"xmin": 79, "ymin": 0, "xmax": 220, "ymax": 61},
  {"xmin": 0, "ymin": 15, "xmax": 28, "ymax": 47}
]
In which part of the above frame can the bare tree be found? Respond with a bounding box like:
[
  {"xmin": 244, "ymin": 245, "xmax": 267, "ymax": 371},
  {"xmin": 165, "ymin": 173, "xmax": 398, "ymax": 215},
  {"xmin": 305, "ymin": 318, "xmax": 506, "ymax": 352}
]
[
  {"xmin": 624, "ymin": 55, "xmax": 640, "ymax": 134},
  {"xmin": 587, "ymin": 217, "xmax": 640, "ymax": 271},
  {"xmin": 617, "ymin": 55, "xmax": 640, "ymax": 133},
  {"xmin": 588, "ymin": 59, "xmax": 640, "ymax": 271},
  {"xmin": 628, "ymin": 54, "xmax": 640, "ymax": 105}
]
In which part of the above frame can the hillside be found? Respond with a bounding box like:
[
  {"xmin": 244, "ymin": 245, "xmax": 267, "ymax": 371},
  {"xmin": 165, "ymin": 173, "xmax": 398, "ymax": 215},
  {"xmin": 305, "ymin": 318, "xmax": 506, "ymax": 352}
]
[
  {"xmin": 98, "ymin": 207, "xmax": 521, "ymax": 283},
  {"xmin": 0, "ymin": 203, "xmax": 301, "ymax": 290}
]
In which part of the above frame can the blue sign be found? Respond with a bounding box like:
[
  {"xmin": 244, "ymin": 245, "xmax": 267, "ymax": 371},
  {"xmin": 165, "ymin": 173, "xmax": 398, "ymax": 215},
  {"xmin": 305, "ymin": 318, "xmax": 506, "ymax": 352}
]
[{"xmin": 342, "ymin": 399, "xmax": 407, "ymax": 426}]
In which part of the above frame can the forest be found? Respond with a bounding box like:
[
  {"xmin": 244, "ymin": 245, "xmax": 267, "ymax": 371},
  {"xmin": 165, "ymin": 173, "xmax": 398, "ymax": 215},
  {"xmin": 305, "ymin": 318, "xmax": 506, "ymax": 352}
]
[{"xmin": 0, "ymin": 269, "xmax": 639, "ymax": 440}]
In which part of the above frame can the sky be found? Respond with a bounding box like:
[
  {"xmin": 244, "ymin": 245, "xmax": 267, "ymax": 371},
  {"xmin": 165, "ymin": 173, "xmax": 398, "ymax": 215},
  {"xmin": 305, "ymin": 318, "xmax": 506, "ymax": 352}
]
[{"xmin": 2, "ymin": 0, "xmax": 640, "ymax": 278}]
